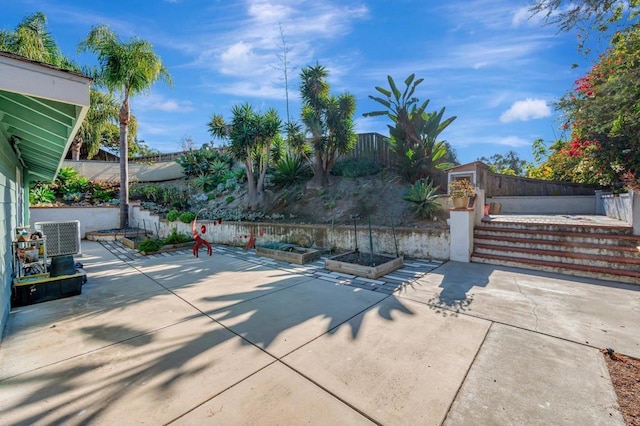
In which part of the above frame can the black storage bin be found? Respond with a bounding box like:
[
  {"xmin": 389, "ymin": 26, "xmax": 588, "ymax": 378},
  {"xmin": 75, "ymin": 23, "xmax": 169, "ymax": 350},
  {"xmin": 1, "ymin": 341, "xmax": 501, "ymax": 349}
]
[{"xmin": 13, "ymin": 274, "xmax": 84, "ymax": 306}]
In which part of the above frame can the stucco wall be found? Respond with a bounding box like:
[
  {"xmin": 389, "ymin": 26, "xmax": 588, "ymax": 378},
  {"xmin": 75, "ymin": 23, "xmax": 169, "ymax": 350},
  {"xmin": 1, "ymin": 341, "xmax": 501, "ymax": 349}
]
[
  {"xmin": 62, "ymin": 160, "xmax": 185, "ymax": 182},
  {"xmin": 30, "ymin": 206, "xmax": 120, "ymax": 239},
  {"xmin": 602, "ymin": 193, "xmax": 632, "ymax": 223},
  {"xmin": 0, "ymin": 136, "xmax": 20, "ymax": 338},
  {"xmin": 487, "ymin": 195, "xmax": 597, "ymax": 215}
]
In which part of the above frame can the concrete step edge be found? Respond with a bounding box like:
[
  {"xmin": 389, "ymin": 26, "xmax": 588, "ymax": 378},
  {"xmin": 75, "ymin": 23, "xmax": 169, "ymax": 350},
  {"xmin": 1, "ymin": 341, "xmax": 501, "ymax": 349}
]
[
  {"xmin": 473, "ymin": 235, "xmax": 640, "ymax": 253},
  {"xmin": 475, "ymin": 226, "xmax": 638, "ymax": 240},
  {"xmin": 471, "ymin": 252, "xmax": 640, "ymax": 279},
  {"xmin": 473, "ymin": 244, "xmax": 640, "ymax": 269}
]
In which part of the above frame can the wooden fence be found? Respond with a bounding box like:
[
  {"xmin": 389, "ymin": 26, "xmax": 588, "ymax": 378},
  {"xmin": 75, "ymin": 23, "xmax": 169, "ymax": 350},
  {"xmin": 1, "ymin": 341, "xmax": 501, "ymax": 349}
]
[
  {"xmin": 342, "ymin": 133, "xmax": 394, "ymax": 167},
  {"xmin": 485, "ymin": 173, "xmax": 603, "ymax": 197}
]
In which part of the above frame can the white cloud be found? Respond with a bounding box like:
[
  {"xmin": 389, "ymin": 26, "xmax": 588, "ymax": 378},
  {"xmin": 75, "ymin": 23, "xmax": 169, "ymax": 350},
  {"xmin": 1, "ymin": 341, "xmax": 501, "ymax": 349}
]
[
  {"xmin": 495, "ymin": 136, "xmax": 531, "ymax": 147},
  {"xmin": 134, "ymin": 94, "xmax": 194, "ymax": 112},
  {"xmin": 500, "ymin": 98, "xmax": 551, "ymax": 123}
]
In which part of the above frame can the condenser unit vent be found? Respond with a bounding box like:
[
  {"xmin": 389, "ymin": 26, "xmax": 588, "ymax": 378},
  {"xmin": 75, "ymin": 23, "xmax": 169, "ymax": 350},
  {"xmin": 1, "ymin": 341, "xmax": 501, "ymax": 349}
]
[{"xmin": 35, "ymin": 220, "xmax": 81, "ymax": 256}]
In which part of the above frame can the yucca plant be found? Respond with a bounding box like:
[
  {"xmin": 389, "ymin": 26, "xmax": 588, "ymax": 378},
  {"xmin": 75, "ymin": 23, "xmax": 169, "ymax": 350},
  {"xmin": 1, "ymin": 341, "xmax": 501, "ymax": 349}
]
[
  {"xmin": 403, "ymin": 179, "xmax": 441, "ymax": 218},
  {"xmin": 273, "ymin": 153, "xmax": 312, "ymax": 186}
]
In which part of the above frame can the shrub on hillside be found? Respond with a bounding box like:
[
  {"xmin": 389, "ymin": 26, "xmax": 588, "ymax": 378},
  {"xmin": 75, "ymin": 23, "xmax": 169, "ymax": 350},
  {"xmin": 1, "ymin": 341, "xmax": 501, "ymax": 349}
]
[
  {"xmin": 179, "ymin": 211, "xmax": 196, "ymax": 223},
  {"xmin": 166, "ymin": 209, "xmax": 180, "ymax": 221},
  {"xmin": 332, "ymin": 158, "xmax": 383, "ymax": 178}
]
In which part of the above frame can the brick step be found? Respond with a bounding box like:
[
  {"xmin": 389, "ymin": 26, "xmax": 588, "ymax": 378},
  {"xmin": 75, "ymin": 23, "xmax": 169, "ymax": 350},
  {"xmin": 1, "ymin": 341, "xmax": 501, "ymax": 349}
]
[
  {"xmin": 471, "ymin": 253, "xmax": 640, "ymax": 285},
  {"xmin": 473, "ymin": 243, "xmax": 640, "ymax": 272},
  {"xmin": 473, "ymin": 235, "xmax": 640, "ymax": 259},
  {"xmin": 474, "ymin": 226, "xmax": 640, "ymax": 247},
  {"xmin": 479, "ymin": 220, "xmax": 632, "ymax": 235}
]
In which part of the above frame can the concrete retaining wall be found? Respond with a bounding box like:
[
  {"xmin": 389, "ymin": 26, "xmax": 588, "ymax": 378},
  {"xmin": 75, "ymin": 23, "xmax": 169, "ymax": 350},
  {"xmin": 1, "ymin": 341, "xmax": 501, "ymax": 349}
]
[
  {"xmin": 486, "ymin": 195, "xmax": 596, "ymax": 215},
  {"xmin": 29, "ymin": 206, "xmax": 120, "ymax": 239},
  {"xmin": 62, "ymin": 160, "xmax": 184, "ymax": 182},
  {"xmin": 129, "ymin": 203, "xmax": 450, "ymax": 260}
]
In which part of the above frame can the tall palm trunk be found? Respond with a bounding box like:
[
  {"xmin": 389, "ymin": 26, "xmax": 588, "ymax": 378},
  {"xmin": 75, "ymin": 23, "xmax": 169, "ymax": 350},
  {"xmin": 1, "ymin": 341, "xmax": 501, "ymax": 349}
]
[
  {"xmin": 119, "ymin": 96, "xmax": 130, "ymax": 229},
  {"xmin": 70, "ymin": 136, "xmax": 82, "ymax": 161}
]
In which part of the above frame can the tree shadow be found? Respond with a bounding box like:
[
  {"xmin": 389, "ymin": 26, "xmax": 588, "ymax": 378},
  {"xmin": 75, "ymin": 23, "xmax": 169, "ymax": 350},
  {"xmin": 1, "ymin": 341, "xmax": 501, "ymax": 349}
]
[
  {"xmin": 0, "ymin": 241, "xmax": 414, "ymax": 424},
  {"xmin": 424, "ymin": 262, "xmax": 493, "ymax": 317}
]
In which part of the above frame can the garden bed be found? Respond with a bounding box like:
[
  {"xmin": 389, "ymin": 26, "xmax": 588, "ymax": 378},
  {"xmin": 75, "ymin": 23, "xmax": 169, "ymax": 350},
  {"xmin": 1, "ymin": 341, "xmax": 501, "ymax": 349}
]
[
  {"xmin": 325, "ymin": 251, "xmax": 403, "ymax": 279},
  {"xmin": 256, "ymin": 245, "xmax": 321, "ymax": 264},
  {"xmin": 86, "ymin": 228, "xmax": 151, "ymax": 242}
]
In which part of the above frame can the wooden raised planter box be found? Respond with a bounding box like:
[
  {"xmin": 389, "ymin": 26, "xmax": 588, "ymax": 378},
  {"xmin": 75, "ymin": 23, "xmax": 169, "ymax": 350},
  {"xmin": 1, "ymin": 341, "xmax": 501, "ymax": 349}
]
[
  {"xmin": 256, "ymin": 246, "xmax": 321, "ymax": 264},
  {"xmin": 325, "ymin": 251, "xmax": 403, "ymax": 279}
]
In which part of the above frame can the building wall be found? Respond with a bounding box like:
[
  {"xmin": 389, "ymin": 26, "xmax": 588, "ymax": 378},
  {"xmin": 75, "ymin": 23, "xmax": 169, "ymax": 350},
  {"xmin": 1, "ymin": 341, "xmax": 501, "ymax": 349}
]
[
  {"xmin": 30, "ymin": 206, "xmax": 120, "ymax": 239},
  {"xmin": 0, "ymin": 135, "xmax": 20, "ymax": 338}
]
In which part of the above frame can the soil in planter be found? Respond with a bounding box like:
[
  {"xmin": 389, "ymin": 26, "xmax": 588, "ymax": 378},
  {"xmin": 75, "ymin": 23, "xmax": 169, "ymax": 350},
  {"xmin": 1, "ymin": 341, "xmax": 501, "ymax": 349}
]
[
  {"xmin": 332, "ymin": 251, "xmax": 398, "ymax": 267},
  {"xmin": 94, "ymin": 227, "xmax": 141, "ymax": 234}
]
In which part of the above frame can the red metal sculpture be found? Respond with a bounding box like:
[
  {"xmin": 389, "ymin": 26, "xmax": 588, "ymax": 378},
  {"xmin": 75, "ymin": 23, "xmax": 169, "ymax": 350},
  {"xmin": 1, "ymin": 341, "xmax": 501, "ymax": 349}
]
[{"xmin": 192, "ymin": 210, "xmax": 213, "ymax": 257}]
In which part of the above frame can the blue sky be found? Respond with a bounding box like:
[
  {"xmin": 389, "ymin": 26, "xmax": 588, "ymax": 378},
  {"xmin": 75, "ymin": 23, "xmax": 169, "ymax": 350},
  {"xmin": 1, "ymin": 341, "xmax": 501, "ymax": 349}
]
[{"xmin": 1, "ymin": 0, "xmax": 592, "ymax": 164}]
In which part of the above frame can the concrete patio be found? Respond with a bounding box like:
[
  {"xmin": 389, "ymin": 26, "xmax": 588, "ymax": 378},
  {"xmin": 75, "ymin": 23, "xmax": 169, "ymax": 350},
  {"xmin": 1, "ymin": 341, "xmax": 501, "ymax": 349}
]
[{"xmin": 1, "ymin": 241, "xmax": 638, "ymax": 425}]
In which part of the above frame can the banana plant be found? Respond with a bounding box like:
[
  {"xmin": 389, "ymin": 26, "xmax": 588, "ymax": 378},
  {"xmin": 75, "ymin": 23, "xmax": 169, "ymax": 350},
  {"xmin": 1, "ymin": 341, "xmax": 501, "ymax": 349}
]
[{"xmin": 364, "ymin": 74, "xmax": 456, "ymax": 183}]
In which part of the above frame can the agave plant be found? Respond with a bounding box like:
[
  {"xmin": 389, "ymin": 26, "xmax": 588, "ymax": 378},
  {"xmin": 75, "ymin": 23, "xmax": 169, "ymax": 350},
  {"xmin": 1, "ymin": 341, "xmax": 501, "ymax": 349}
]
[
  {"xmin": 273, "ymin": 153, "xmax": 312, "ymax": 186},
  {"xmin": 29, "ymin": 185, "xmax": 56, "ymax": 205},
  {"xmin": 403, "ymin": 179, "xmax": 441, "ymax": 218}
]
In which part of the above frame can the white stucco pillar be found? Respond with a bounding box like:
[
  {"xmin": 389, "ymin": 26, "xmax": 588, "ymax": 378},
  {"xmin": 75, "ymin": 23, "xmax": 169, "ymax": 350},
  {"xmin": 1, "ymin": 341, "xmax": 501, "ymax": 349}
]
[
  {"xmin": 632, "ymin": 190, "xmax": 640, "ymax": 236},
  {"xmin": 449, "ymin": 208, "xmax": 474, "ymax": 262}
]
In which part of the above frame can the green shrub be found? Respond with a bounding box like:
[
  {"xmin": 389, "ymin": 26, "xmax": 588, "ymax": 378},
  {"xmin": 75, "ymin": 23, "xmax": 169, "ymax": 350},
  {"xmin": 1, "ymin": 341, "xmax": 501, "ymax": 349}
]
[
  {"xmin": 29, "ymin": 185, "xmax": 56, "ymax": 204},
  {"xmin": 403, "ymin": 179, "xmax": 440, "ymax": 219},
  {"xmin": 56, "ymin": 166, "xmax": 78, "ymax": 183},
  {"xmin": 179, "ymin": 211, "xmax": 196, "ymax": 223},
  {"xmin": 175, "ymin": 145, "xmax": 233, "ymax": 177},
  {"xmin": 207, "ymin": 193, "xmax": 216, "ymax": 201},
  {"xmin": 273, "ymin": 153, "xmax": 312, "ymax": 186},
  {"xmin": 194, "ymin": 173, "xmax": 217, "ymax": 192},
  {"xmin": 138, "ymin": 238, "xmax": 165, "ymax": 253},
  {"xmin": 225, "ymin": 195, "xmax": 235, "ymax": 204},
  {"xmin": 92, "ymin": 187, "xmax": 116, "ymax": 203},
  {"xmin": 332, "ymin": 158, "xmax": 383, "ymax": 177},
  {"xmin": 165, "ymin": 227, "xmax": 192, "ymax": 244},
  {"xmin": 230, "ymin": 167, "xmax": 247, "ymax": 182},
  {"xmin": 166, "ymin": 209, "xmax": 180, "ymax": 221}
]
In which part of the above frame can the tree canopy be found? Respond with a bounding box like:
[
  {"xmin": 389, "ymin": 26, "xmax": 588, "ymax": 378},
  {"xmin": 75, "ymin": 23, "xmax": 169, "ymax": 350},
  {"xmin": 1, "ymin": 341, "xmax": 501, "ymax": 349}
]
[
  {"xmin": 530, "ymin": 0, "xmax": 640, "ymax": 186},
  {"xmin": 0, "ymin": 12, "xmax": 76, "ymax": 69}
]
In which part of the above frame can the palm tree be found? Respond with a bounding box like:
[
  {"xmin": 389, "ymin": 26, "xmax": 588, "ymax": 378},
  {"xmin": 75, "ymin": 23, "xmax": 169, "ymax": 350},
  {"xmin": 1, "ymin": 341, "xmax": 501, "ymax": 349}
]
[
  {"xmin": 0, "ymin": 12, "xmax": 75, "ymax": 69},
  {"xmin": 69, "ymin": 90, "xmax": 120, "ymax": 161},
  {"xmin": 79, "ymin": 25, "xmax": 172, "ymax": 228}
]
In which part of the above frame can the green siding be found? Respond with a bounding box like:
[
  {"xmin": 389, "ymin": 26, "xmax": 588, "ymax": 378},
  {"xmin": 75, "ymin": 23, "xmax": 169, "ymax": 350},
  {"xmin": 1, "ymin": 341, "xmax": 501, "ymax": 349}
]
[{"xmin": 0, "ymin": 134, "xmax": 20, "ymax": 337}]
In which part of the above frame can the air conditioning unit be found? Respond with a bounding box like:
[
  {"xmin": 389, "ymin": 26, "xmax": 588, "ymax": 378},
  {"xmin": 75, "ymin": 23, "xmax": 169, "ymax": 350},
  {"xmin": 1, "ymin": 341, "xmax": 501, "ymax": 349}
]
[{"xmin": 34, "ymin": 220, "xmax": 81, "ymax": 256}]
